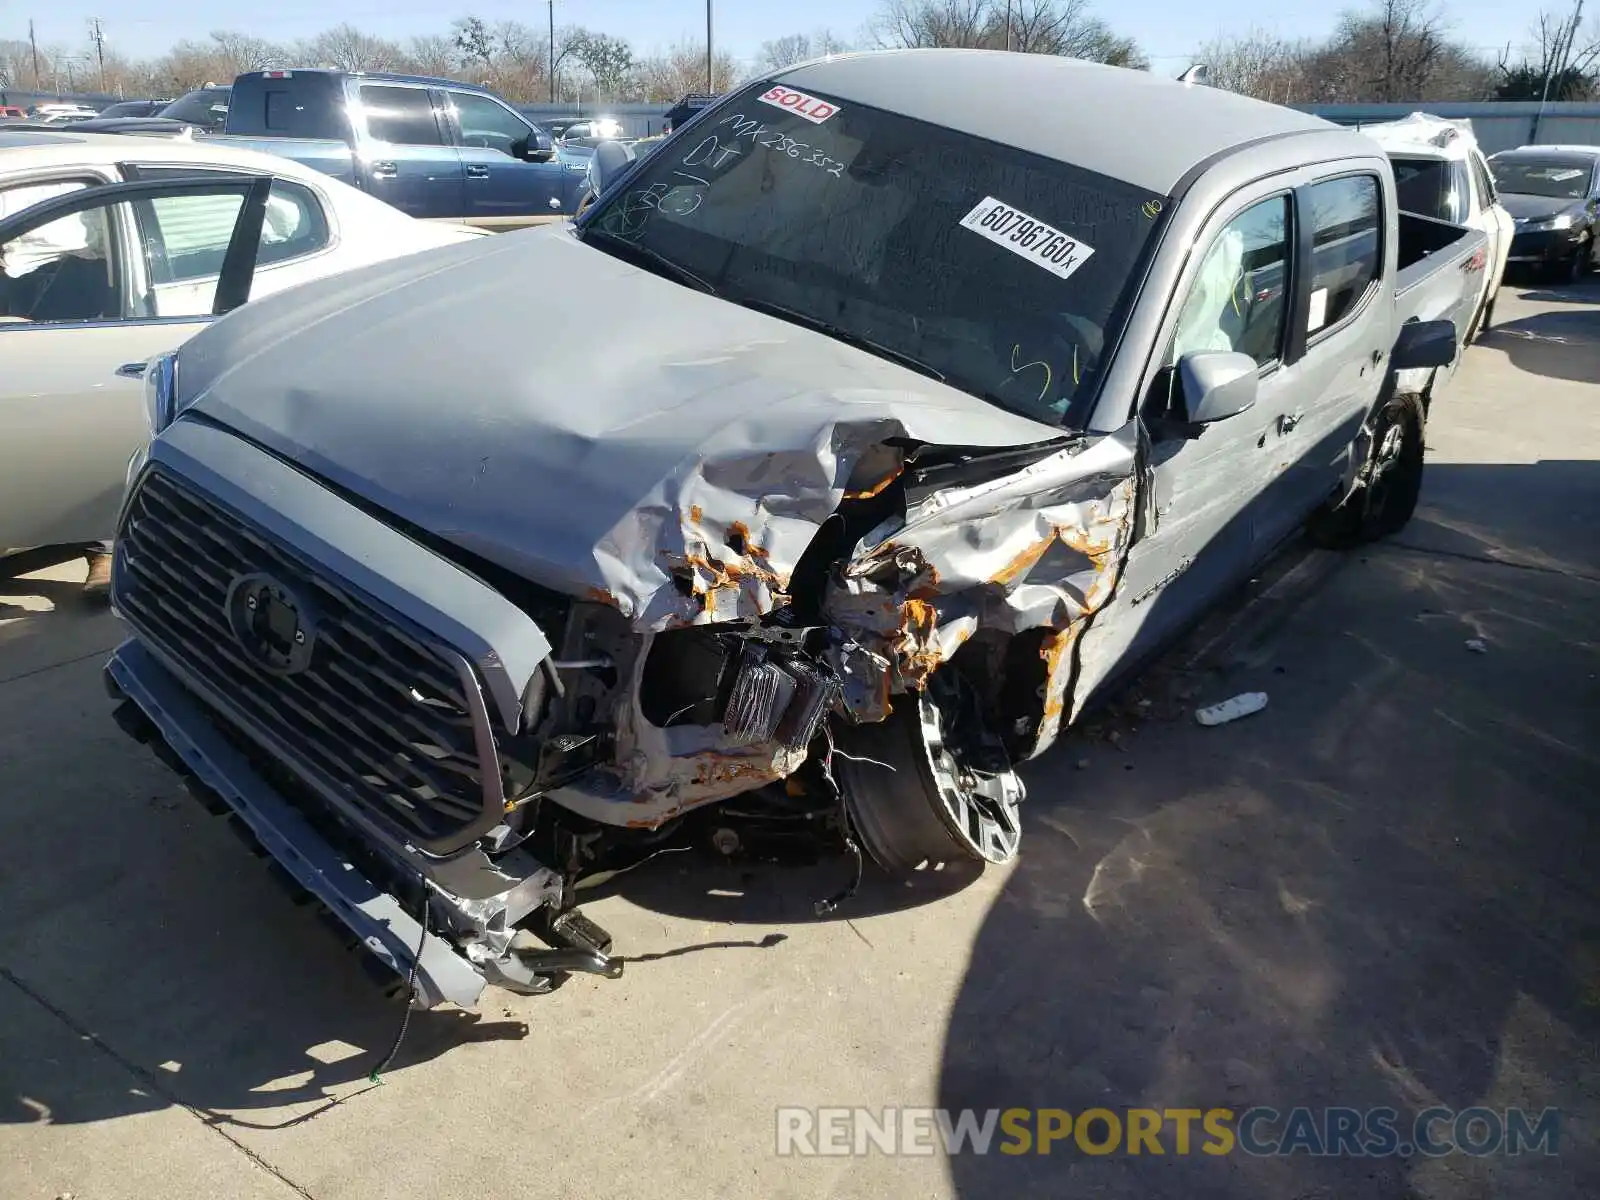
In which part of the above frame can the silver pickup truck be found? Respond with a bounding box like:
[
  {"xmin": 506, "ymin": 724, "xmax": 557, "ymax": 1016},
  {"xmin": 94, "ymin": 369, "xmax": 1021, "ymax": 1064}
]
[{"xmin": 104, "ymin": 50, "xmax": 1486, "ymax": 1008}]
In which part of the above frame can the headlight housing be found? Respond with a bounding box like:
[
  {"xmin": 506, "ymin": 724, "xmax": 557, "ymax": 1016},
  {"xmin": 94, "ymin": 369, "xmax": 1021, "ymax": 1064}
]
[
  {"xmin": 144, "ymin": 351, "xmax": 179, "ymax": 435},
  {"xmin": 1528, "ymin": 213, "xmax": 1576, "ymax": 231}
]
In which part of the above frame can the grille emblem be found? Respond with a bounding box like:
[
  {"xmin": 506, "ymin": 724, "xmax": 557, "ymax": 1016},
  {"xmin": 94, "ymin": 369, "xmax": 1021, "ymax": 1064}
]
[{"xmin": 225, "ymin": 572, "xmax": 318, "ymax": 675}]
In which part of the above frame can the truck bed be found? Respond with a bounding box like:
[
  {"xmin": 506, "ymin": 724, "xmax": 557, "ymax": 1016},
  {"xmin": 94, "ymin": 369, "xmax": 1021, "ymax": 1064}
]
[{"xmin": 1395, "ymin": 211, "xmax": 1485, "ymax": 306}]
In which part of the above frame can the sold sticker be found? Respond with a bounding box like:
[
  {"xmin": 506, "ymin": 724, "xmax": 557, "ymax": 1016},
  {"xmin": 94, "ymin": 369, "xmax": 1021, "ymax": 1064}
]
[{"xmin": 757, "ymin": 86, "xmax": 841, "ymax": 124}]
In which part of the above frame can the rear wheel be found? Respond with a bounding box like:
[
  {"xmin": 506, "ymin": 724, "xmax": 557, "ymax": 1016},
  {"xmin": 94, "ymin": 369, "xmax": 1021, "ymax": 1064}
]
[
  {"xmin": 834, "ymin": 670, "xmax": 1024, "ymax": 877},
  {"xmin": 1568, "ymin": 236, "xmax": 1592, "ymax": 282},
  {"xmin": 1306, "ymin": 392, "xmax": 1426, "ymax": 549}
]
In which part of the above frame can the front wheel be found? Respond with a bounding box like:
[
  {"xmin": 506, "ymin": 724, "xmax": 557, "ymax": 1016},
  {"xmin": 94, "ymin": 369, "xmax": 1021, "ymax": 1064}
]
[
  {"xmin": 1306, "ymin": 392, "xmax": 1426, "ymax": 549},
  {"xmin": 834, "ymin": 670, "xmax": 1024, "ymax": 877}
]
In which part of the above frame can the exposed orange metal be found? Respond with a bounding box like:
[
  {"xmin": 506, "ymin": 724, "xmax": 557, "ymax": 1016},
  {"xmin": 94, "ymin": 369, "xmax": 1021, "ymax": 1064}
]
[
  {"xmin": 991, "ymin": 532, "xmax": 1057, "ymax": 587},
  {"xmin": 843, "ymin": 465, "xmax": 904, "ymax": 501}
]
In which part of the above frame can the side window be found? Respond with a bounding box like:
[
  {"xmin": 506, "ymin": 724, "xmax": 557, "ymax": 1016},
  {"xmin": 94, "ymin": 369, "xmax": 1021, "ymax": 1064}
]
[
  {"xmin": 129, "ymin": 171, "xmax": 331, "ymax": 275},
  {"xmin": 1469, "ymin": 154, "xmax": 1497, "ymax": 209},
  {"xmin": 1304, "ymin": 175, "xmax": 1381, "ymax": 336},
  {"xmin": 1451, "ymin": 162, "xmax": 1472, "ymax": 221},
  {"xmin": 360, "ymin": 85, "xmax": 444, "ymax": 146},
  {"xmin": 0, "ymin": 177, "xmax": 97, "ymax": 222},
  {"xmin": 1170, "ymin": 195, "xmax": 1291, "ymax": 369},
  {"xmin": 448, "ymin": 91, "xmax": 531, "ymax": 157},
  {"xmin": 0, "ymin": 201, "xmax": 121, "ymax": 324},
  {"xmin": 136, "ymin": 193, "xmax": 246, "ymax": 306}
]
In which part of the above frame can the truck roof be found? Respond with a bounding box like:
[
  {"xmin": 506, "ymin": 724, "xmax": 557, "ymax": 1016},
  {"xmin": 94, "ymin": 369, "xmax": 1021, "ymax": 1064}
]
[
  {"xmin": 775, "ymin": 49, "xmax": 1336, "ymax": 195},
  {"xmin": 234, "ymin": 68, "xmax": 502, "ymax": 97}
]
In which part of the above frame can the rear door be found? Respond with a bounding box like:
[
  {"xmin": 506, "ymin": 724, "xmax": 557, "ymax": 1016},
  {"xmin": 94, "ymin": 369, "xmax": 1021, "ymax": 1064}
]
[
  {"xmin": 0, "ymin": 176, "xmax": 268, "ymax": 550},
  {"xmin": 1254, "ymin": 170, "xmax": 1391, "ymax": 555},
  {"xmin": 352, "ymin": 82, "xmax": 464, "ymax": 218},
  {"xmin": 441, "ymin": 87, "xmax": 570, "ymax": 220}
]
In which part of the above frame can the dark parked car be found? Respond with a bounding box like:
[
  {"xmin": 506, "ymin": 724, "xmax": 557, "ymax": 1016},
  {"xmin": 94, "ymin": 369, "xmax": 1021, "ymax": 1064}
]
[
  {"xmin": 96, "ymin": 98, "xmax": 172, "ymax": 118},
  {"xmin": 1489, "ymin": 144, "xmax": 1600, "ymax": 281},
  {"xmin": 158, "ymin": 86, "xmax": 232, "ymax": 132}
]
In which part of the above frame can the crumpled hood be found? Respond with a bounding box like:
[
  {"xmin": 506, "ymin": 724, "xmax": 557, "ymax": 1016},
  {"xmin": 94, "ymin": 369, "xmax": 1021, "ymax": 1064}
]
[{"xmin": 178, "ymin": 227, "xmax": 1065, "ymax": 629}]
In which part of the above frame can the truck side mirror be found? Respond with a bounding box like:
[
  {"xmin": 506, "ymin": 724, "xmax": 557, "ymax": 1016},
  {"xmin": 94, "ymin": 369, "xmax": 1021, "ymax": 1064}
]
[
  {"xmin": 522, "ymin": 144, "xmax": 554, "ymax": 163},
  {"xmin": 1390, "ymin": 319, "xmax": 1457, "ymax": 371},
  {"xmin": 1177, "ymin": 350, "xmax": 1259, "ymax": 424}
]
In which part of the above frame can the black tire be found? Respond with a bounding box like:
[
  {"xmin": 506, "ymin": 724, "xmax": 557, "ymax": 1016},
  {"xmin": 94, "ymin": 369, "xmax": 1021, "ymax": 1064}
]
[
  {"xmin": 1306, "ymin": 392, "xmax": 1426, "ymax": 549},
  {"xmin": 833, "ymin": 672, "xmax": 1024, "ymax": 877},
  {"xmin": 1569, "ymin": 237, "xmax": 1592, "ymax": 283}
]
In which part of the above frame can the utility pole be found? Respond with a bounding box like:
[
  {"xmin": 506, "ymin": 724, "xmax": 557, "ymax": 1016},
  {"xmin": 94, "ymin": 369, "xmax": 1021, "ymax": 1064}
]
[
  {"xmin": 548, "ymin": 0, "xmax": 555, "ymax": 103},
  {"xmin": 29, "ymin": 20, "xmax": 41, "ymax": 90},
  {"xmin": 89, "ymin": 18, "xmax": 107, "ymax": 92},
  {"xmin": 706, "ymin": 0, "xmax": 713, "ymax": 93},
  {"xmin": 1005, "ymin": 1, "xmax": 1014, "ymax": 52}
]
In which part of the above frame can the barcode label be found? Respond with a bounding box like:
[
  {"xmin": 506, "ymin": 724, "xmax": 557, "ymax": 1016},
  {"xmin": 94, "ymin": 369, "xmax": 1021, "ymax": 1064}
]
[{"xmin": 959, "ymin": 196, "xmax": 1095, "ymax": 282}]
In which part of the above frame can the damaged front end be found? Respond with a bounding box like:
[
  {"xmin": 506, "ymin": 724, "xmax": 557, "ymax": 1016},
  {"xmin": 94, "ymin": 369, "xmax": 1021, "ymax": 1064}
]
[{"xmin": 108, "ymin": 401, "xmax": 1141, "ymax": 1005}]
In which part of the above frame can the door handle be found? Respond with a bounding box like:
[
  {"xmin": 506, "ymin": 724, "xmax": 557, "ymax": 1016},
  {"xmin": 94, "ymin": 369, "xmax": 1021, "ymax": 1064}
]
[
  {"xmin": 465, "ymin": 164, "xmax": 491, "ymax": 179},
  {"xmin": 115, "ymin": 361, "xmax": 149, "ymax": 380},
  {"xmin": 370, "ymin": 161, "xmax": 398, "ymax": 179},
  {"xmin": 1278, "ymin": 411, "xmax": 1303, "ymax": 434}
]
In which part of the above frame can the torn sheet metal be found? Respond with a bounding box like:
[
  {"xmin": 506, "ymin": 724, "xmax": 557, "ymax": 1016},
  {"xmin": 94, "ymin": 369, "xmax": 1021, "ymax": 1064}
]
[{"xmin": 824, "ymin": 423, "xmax": 1141, "ymax": 757}]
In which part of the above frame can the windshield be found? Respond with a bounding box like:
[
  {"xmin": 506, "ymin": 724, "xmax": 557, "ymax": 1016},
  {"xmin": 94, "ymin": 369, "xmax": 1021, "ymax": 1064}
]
[
  {"xmin": 160, "ymin": 88, "xmax": 230, "ymax": 128},
  {"xmin": 1389, "ymin": 156, "xmax": 1464, "ymax": 223},
  {"xmin": 581, "ymin": 82, "xmax": 1170, "ymax": 427},
  {"xmin": 1490, "ymin": 157, "xmax": 1594, "ymax": 200}
]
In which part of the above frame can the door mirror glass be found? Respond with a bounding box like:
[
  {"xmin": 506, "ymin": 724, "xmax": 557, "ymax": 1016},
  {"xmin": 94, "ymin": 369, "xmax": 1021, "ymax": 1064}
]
[
  {"xmin": 1390, "ymin": 319, "xmax": 1457, "ymax": 371},
  {"xmin": 1178, "ymin": 350, "xmax": 1260, "ymax": 424}
]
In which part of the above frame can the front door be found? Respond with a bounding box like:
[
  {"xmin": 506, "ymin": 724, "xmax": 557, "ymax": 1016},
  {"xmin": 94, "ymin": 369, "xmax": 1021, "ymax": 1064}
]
[
  {"xmin": 1069, "ymin": 185, "xmax": 1304, "ymax": 716},
  {"xmin": 0, "ymin": 176, "xmax": 267, "ymax": 551},
  {"xmin": 354, "ymin": 82, "xmax": 465, "ymax": 218},
  {"xmin": 443, "ymin": 88, "xmax": 571, "ymax": 219}
]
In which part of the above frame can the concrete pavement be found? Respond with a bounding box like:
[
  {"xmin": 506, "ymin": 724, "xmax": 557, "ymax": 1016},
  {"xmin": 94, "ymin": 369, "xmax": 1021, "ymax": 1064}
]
[{"xmin": 1, "ymin": 281, "xmax": 1596, "ymax": 1199}]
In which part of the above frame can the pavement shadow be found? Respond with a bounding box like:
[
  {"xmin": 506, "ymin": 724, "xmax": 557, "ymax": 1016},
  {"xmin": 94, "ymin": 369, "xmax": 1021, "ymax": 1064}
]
[
  {"xmin": 939, "ymin": 459, "xmax": 1600, "ymax": 1198},
  {"xmin": 1479, "ymin": 305, "xmax": 1600, "ymax": 384}
]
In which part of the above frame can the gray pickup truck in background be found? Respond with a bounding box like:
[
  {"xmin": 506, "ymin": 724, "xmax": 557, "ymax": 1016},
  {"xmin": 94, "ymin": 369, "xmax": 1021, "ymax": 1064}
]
[{"xmin": 105, "ymin": 50, "xmax": 1485, "ymax": 1008}]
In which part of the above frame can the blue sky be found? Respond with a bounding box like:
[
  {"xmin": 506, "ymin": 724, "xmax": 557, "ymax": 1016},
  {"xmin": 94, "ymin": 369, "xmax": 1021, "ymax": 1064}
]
[{"xmin": 17, "ymin": 0, "xmax": 1546, "ymax": 71}]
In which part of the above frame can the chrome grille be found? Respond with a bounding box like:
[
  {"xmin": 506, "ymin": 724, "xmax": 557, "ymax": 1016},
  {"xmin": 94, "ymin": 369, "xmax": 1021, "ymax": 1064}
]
[{"xmin": 117, "ymin": 467, "xmax": 498, "ymax": 852}]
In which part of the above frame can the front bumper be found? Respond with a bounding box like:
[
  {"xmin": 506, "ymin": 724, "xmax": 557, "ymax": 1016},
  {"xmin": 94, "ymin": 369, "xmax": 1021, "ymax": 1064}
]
[
  {"xmin": 1507, "ymin": 227, "xmax": 1586, "ymax": 264},
  {"xmin": 106, "ymin": 638, "xmax": 488, "ymax": 1008}
]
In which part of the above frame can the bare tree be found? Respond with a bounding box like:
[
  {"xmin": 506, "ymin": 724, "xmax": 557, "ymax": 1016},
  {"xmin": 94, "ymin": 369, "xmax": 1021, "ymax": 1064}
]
[
  {"xmin": 404, "ymin": 35, "xmax": 458, "ymax": 77},
  {"xmin": 1292, "ymin": 0, "xmax": 1494, "ymax": 102},
  {"xmin": 0, "ymin": 38, "xmax": 46, "ymax": 89},
  {"xmin": 207, "ymin": 31, "xmax": 291, "ymax": 76},
  {"xmin": 634, "ymin": 41, "xmax": 741, "ymax": 101},
  {"xmin": 756, "ymin": 29, "xmax": 852, "ymax": 72},
  {"xmin": 304, "ymin": 24, "xmax": 404, "ymax": 72},
  {"xmin": 1496, "ymin": 5, "xmax": 1600, "ymax": 98},
  {"xmin": 870, "ymin": 0, "xmax": 1142, "ymax": 65},
  {"xmin": 871, "ymin": 0, "xmax": 992, "ymax": 48},
  {"xmin": 1198, "ymin": 27, "xmax": 1314, "ymax": 102}
]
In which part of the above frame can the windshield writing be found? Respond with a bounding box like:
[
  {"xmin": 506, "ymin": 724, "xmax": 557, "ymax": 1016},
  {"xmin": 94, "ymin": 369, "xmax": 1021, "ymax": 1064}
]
[{"xmin": 584, "ymin": 83, "xmax": 1170, "ymax": 427}]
